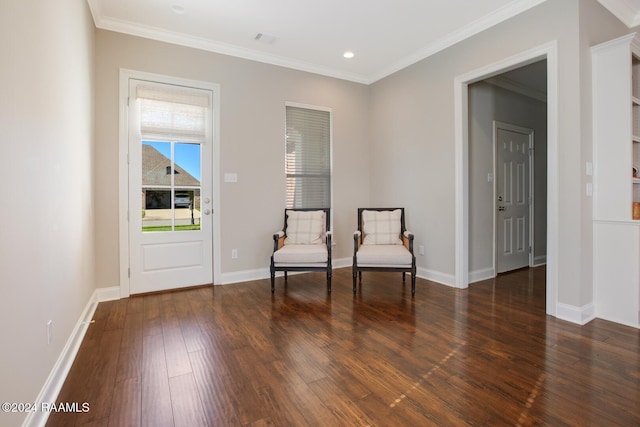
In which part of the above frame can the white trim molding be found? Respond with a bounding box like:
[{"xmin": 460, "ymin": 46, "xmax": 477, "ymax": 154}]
[
  {"xmin": 118, "ymin": 69, "xmax": 222, "ymax": 297},
  {"xmin": 469, "ymin": 268, "xmax": 496, "ymax": 284},
  {"xmin": 454, "ymin": 41, "xmax": 559, "ymax": 319},
  {"xmin": 416, "ymin": 267, "xmax": 457, "ymax": 288},
  {"xmin": 533, "ymin": 255, "xmax": 547, "ymax": 266},
  {"xmin": 556, "ymin": 302, "xmax": 596, "ymax": 326},
  {"xmin": 372, "ymin": 0, "xmax": 548, "ymax": 83},
  {"xmin": 220, "ymin": 268, "xmax": 270, "ymax": 285},
  {"xmin": 485, "ymin": 74, "xmax": 547, "ymax": 102},
  {"xmin": 22, "ymin": 288, "xmax": 119, "ymax": 427},
  {"xmin": 597, "ymin": 0, "xmax": 640, "ymax": 27},
  {"xmin": 88, "ymin": 0, "xmax": 547, "ymax": 85}
]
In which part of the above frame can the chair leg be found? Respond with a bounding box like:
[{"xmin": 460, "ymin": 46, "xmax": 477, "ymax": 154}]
[
  {"xmin": 327, "ymin": 270, "xmax": 332, "ymax": 293},
  {"xmin": 411, "ymin": 272, "xmax": 416, "ymax": 296},
  {"xmin": 402, "ymin": 271, "xmax": 406, "ymax": 282},
  {"xmin": 352, "ymin": 268, "xmax": 357, "ymax": 294},
  {"xmin": 284, "ymin": 271, "xmax": 288, "ymax": 282},
  {"xmin": 270, "ymin": 269, "xmax": 275, "ymax": 293}
]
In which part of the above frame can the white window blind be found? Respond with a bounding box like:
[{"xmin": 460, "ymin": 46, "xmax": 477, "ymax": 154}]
[
  {"xmin": 136, "ymin": 84, "xmax": 210, "ymax": 142},
  {"xmin": 285, "ymin": 105, "xmax": 331, "ymax": 209}
]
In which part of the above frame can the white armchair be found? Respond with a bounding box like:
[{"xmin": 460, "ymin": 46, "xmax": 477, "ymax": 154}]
[
  {"xmin": 352, "ymin": 208, "xmax": 416, "ymax": 295},
  {"xmin": 270, "ymin": 208, "xmax": 332, "ymax": 293}
]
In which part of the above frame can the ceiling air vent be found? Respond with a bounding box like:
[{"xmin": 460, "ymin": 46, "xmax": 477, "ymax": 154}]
[{"xmin": 254, "ymin": 33, "xmax": 277, "ymax": 44}]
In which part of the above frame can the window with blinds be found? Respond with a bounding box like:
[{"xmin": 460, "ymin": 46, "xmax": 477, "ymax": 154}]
[{"xmin": 285, "ymin": 105, "xmax": 332, "ymax": 209}]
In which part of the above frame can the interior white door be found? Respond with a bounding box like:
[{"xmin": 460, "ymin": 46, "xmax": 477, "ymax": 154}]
[
  {"xmin": 496, "ymin": 126, "xmax": 531, "ymax": 274},
  {"xmin": 128, "ymin": 79, "xmax": 213, "ymax": 294}
]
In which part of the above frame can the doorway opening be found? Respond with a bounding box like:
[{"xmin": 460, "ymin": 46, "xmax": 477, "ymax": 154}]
[
  {"xmin": 467, "ymin": 60, "xmax": 547, "ymax": 279},
  {"xmin": 454, "ymin": 42, "xmax": 558, "ymax": 317}
]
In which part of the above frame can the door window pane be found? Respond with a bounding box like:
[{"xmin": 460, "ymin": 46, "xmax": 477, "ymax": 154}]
[
  {"xmin": 141, "ymin": 140, "xmax": 201, "ymax": 232},
  {"xmin": 174, "ymin": 142, "xmax": 201, "ymax": 232}
]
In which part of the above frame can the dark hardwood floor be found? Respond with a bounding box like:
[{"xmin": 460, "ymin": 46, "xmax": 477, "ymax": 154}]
[{"xmin": 47, "ymin": 266, "xmax": 640, "ymax": 426}]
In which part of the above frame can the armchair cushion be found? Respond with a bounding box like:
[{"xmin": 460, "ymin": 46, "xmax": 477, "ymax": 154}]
[
  {"xmin": 273, "ymin": 244, "xmax": 328, "ymax": 265},
  {"xmin": 362, "ymin": 209, "xmax": 402, "ymax": 245},
  {"xmin": 356, "ymin": 244, "xmax": 413, "ymax": 267},
  {"xmin": 284, "ymin": 210, "xmax": 325, "ymax": 245}
]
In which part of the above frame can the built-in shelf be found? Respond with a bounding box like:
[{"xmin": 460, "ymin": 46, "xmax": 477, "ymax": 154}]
[{"xmin": 592, "ymin": 32, "xmax": 640, "ymax": 329}]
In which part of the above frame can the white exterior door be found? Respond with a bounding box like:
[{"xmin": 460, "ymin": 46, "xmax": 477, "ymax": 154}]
[
  {"xmin": 496, "ymin": 125, "xmax": 532, "ymax": 274},
  {"xmin": 128, "ymin": 78, "xmax": 214, "ymax": 294}
]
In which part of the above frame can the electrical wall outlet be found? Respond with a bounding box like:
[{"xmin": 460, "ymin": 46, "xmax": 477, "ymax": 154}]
[
  {"xmin": 231, "ymin": 249, "xmax": 238, "ymax": 259},
  {"xmin": 47, "ymin": 320, "xmax": 53, "ymax": 345},
  {"xmin": 419, "ymin": 245, "xmax": 425, "ymax": 256}
]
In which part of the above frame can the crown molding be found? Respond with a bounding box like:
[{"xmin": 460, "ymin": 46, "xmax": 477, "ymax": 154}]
[
  {"xmin": 91, "ymin": 13, "xmax": 371, "ymax": 84},
  {"xmin": 89, "ymin": 0, "xmax": 548, "ymax": 85},
  {"xmin": 598, "ymin": 0, "xmax": 640, "ymax": 27},
  {"xmin": 369, "ymin": 0, "xmax": 549, "ymax": 83},
  {"xmin": 484, "ymin": 75, "xmax": 547, "ymax": 102}
]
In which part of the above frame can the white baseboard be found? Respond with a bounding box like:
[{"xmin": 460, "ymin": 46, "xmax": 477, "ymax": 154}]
[
  {"xmin": 533, "ymin": 255, "xmax": 547, "ymax": 266},
  {"xmin": 332, "ymin": 257, "xmax": 352, "ymax": 269},
  {"xmin": 469, "ymin": 268, "xmax": 495, "ymax": 284},
  {"xmin": 556, "ymin": 302, "xmax": 596, "ymax": 325},
  {"xmin": 95, "ymin": 286, "xmax": 120, "ymax": 302},
  {"xmin": 416, "ymin": 267, "xmax": 456, "ymax": 287},
  {"xmin": 219, "ymin": 257, "xmax": 353, "ymax": 285},
  {"xmin": 220, "ymin": 267, "xmax": 269, "ymax": 285},
  {"xmin": 23, "ymin": 287, "xmax": 119, "ymax": 427},
  {"xmin": 217, "ymin": 261, "xmax": 457, "ymax": 289}
]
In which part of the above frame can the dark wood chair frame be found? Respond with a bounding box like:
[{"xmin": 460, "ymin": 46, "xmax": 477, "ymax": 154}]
[
  {"xmin": 270, "ymin": 208, "xmax": 332, "ymax": 293},
  {"xmin": 352, "ymin": 207, "xmax": 416, "ymax": 296}
]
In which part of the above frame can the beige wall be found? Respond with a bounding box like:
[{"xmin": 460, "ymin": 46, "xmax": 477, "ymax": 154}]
[
  {"xmin": 94, "ymin": 31, "xmax": 370, "ymax": 287},
  {"xmin": 1, "ymin": 2, "xmax": 636, "ymax": 422},
  {"xmin": 0, "ymin": 0, "xmax": 96, "ymax": 425},
  {"xmin": 368, "ymin": 0, "xmax": 628, "ymax": 307}
]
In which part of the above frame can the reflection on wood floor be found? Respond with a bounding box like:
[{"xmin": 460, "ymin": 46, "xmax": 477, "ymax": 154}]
[{"xmin": 47, "ymin": 266, "xmax": 640, "ymax": 426}]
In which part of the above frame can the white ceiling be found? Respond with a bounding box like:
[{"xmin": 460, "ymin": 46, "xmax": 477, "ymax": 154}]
[{"xmin": 88, "ymin": 0, "xmax": 638, "ymax": 84}]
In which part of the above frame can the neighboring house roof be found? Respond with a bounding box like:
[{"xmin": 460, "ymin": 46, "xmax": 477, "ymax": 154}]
[{"xmin": 142, "ymin": 144, "xmax": 200, "ymax": 186}]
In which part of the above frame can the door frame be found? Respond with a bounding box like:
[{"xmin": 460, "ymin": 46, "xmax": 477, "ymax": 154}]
[
  {"xmin": 493, "ymin": 121, "xmax": 535, "ymax": 274},
  {"xmin": 118, "ymin": 69, "xmax": 222, "ymax": 298},
  {"xmin": 454, "ymin": 41, "xmax": 558, "ymax": 317}
]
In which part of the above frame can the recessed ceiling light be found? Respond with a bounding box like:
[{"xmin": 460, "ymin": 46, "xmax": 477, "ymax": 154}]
[
  {"xmin": 171, "ymin": 4, "xmax": 185, "ymax": 14},
  {"xmin": 343, "ymin": 51, "xmax": 355, "ymax": 59}
]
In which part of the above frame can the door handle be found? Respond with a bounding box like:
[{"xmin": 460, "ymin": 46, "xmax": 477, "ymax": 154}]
[
  {"xmin": 204, "ymin": 209, "xmax": 211, "ymax": 215},
  {"xmin": 498, "ymin": 206, "xmax": 505, "ymax": 211}
]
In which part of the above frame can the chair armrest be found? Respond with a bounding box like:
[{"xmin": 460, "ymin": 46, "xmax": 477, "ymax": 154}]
[
  {"xmin": 273, "ymin": 230, "xmax": 285, "ymax": 252},
  {"xmin": 402, "ymin": 231, "xmax": 414, "ymax": 253},
  {"xmin": 353, "ymin": 230, "xmax": 361, "ymax": 253}
]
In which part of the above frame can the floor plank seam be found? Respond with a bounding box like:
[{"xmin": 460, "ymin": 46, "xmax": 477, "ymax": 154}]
[
  {"xmin": 515, "ymin": 372, "xmax": 546, "ymax": 427},
  {"xmin": 389, "ymin": 340, "xmax": 467, "ymax": 408}
]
